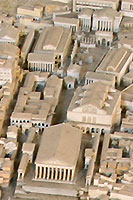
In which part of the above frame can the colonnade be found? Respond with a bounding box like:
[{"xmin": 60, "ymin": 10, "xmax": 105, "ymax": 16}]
[
  {"xmin": 35, "ymin": 166, "xmax": 74, "ymax": 182},
  {"xmin": 80, "ymin": 18, "xmax": 91, "ymax": 29},
  {"xmin": 81, "ymin": 36, "xmax": 96, "ymax": 44},
  {"xmin": 97, "ymin": 20, "xmax": 112, "ymax": 31},
  {"xmin": 28, "ymin": 62, "xmax": 53, "ymax": 72}
]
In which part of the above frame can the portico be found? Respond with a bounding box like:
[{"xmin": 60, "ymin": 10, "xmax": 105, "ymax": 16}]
[
  {"xmin": 92, "ymin": 8, "xmax": 122, "ymax": 33},
  {"xmin": 35, "ymin": 166, "xmax": 74, "ymax": 182},
  {"xmin": 78, "ymin": 8, "xmax": 93, "ymax": 31},
  {"xmin": 28, "ymin": 53, "xmax": 55, "ymax": 72},
  {"xmin": 97, "ymin": 20, "xmax": 112, "ymax": 31},
  {"xmin": 28, "ymin": 61, "xmax": 53, "ymax": 72}
]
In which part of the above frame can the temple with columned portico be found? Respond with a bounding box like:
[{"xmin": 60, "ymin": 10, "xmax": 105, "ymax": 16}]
[{"xmin": 34, "ymin": 123, "xmax": 82, "ymax": 183}]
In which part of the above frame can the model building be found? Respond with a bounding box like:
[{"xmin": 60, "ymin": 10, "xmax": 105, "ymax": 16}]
[{"xmin": 0, "ymin": 0, "xmax": 132, "ymax": 199}]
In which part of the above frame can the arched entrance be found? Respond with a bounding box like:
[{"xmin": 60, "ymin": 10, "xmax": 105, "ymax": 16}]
[
  {"xmin": 101, "ymin": 129, "xmax": 105, "ymax": 134},
  {"xmin": 107, "ymin": 41, "xmax": 110, "ymax": 47},
  {"xmin": 96, "ymin": 128, "xmax": 100, "ymax": 133},
  {"xmin": 86, "ymin": 127, "xmax": 90, "ymax": 134},
  {"xmin": 91, "ymin": 128, "xmax": 95, "ymax": 133},
  {"xmin": 102, "ymin": 38, "xmax": 106, "ymax": 46}
]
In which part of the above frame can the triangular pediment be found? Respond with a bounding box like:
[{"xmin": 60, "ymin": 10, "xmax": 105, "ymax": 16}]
[
  {"xmin": 73, "ymin": 104, "xmax": 106, "ymax": 114},
  {"xmin": 100, "ymin": 16, "xmax": 110, "ymax": 20},
  {"xmin": 42, "ymin": 156, "xmax": 70, "ymax": 167},
  {"xmin": 43, "ymin": 44, "xmax": 56, "ymax": 51}
]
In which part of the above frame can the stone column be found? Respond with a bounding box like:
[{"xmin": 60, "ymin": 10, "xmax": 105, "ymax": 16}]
[
  {"xmin": 63, "ymin": 169, "xmax": 66, "ymax": 181},
  {"xmin": 43, "ymin": 167, "xmax": 46, "ymax": 179},
  {"xmin": 103, "ymin": 21, "xmax": 105, "ymax": 30},
  {"xmin": 51, "ymin": 168, "xmax": 54, "ymax": 180},
  {"xmin": 59, "ymin": 168, "xmax": 62, "ymax": 180},
  {"xmin": 67, "ymin": 169, "xmax": 70, "ymax": 181},
  {"xmin": 55, "ymin": 168, "xmax": 58, "ymax": 180},
  {"xmin": 102, "ymin": 21, "xmax": 104, "ymax": 31},
  {"xmin": 35, "ymin": 165, "xmax": 38, "ymax": 179},
  {"xmin": 47, "ymin": 167, "xmax": 50, "ymax": 179},
  {"xmin": 104, "ymin": 21, "xmax": 107, "ymax": 31},
  {"xmin": 71, "ymin": 170, "xmax": 74, "ymax": 181},
  {"xmin": 39, "ymin": 166, "xmax": 42, "ymax": 179}
]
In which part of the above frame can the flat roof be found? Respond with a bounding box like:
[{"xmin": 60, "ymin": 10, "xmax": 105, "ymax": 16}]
[{"xmin": 54, "ymin": 16, "xmax": 79, "ymax": 25}]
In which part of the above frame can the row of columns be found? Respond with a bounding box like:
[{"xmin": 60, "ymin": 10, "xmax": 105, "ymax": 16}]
[
  {"xmin": 35, "ymin": 166, "xmax": 74, "ymax": 182},
  {"xmin": 97, "ymin": 20, "xmax": 112, "ymax": 31},
  {"xmin": 130, "ymin": 4, "xmax": 133, "ymax": 10},
  {"xmin": 81, "ymin": 36, "xmax": 96, "ymax": 44},
  {"xmin": 28, "ymin": 62, "xmax": 53, "ymax": 72},
  {"xmin": 80, "ymin": 18, "xmax": 91, "ymax": 29}
]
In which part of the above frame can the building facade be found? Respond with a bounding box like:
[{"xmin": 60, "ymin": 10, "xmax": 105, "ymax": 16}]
[
  {"xmin": 78, "ymin": 8, "xmax": 93, "ymax": 31},
  {"xmin": 85, "ymin": 71, "xmax": 116, "ymax": 87},
  {"xmin": 96, "ymin": 47, "xmax": 133, "ymax": 86},
  {"xmin": 0, "ymin": 43, "xmax": 20, "ymax": 85},
  {"xmin": 0, "ymin": 26, "xmax": 20, "ymax": 45},
  {"xmin": 92, "ymin": 8, "xmax": 122, "ymax": 33},
  {"xmin": 28, "ymin": 27, "xmax": 72, "ymax": 72},
  {"xmin": 95, "ymin": 31, "xmax": 113, "ymax": 46},
  {"xmin": 17, "ymin": 5, "xmax": 44, "ymax": 20},
  {"xmin": 73, "ymin": 0, "xmax": 120, "ymax": 12},
  {"xmin": 54, "ymin": 15, "xmax": 79, "ymax": 33},
  {"xmin": 121, "ymin": 0, "xmax": 133, "ymax": 17},
  {"xmin": 10, "ymin": 73, "xmax": 63, "ymax": 129},
  {"xmin": 67, "ymin": 82, "xmax": 121, "ymax": 133}
]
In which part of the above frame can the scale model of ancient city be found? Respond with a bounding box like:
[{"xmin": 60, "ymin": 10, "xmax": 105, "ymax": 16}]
[{"xmin": 0, "ymin": 0, "xmax": 132, "ymax": 199}]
